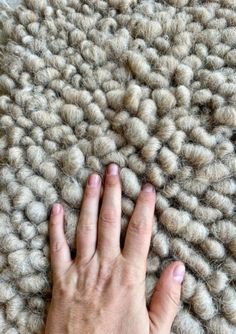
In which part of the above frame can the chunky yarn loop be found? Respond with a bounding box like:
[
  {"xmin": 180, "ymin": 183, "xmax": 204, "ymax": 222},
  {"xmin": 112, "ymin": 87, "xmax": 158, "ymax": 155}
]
[{"xmin": 0, "ymin": 0, "xmax": 236, "ymax": 332}]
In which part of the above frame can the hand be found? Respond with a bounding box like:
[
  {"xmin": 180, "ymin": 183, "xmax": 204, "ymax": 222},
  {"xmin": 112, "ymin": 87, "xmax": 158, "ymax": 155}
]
[{"xmin": 45, "ymin": 163, "xmax": 185, "ymax": 334}]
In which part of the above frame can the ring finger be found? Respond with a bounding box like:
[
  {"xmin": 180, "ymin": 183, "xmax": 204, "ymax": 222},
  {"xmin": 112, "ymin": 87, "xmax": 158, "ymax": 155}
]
[{"xmin": 76, "ymin": 173, "xmax": 101, "ymax": 263}]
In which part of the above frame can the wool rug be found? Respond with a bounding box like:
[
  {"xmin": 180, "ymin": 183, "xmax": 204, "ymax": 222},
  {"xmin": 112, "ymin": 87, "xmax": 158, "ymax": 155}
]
[{"xmin": 0, "ymin": 0, "xmax": 236, "ymax": 333}]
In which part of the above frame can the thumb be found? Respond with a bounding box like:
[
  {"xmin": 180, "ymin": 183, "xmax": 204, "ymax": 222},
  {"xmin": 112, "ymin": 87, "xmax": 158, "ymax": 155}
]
[{"xmin": 148, "ymin": 261, "xmax": 185, "ymax": 333}]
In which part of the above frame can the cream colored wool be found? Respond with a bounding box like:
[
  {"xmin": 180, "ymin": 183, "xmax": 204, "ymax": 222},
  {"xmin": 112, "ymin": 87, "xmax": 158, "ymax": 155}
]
[{"xmin": 0, "ymin": 0, "xmax": 236, "ymax": 332}]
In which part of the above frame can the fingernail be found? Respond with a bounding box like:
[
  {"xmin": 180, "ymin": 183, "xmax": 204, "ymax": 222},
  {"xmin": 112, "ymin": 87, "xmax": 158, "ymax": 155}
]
[
  {"xmin": 142, "ymin": 183, "xmax": 154, "ymax": 192},
  {"xmin": 173, "ymin": 263, "xmax": 185, "ymax": 284},
  {"xmin": 107, "ymin": 163, "xmax": 118, "ymax": 175},
  {"xmin": 88, "ymin": 173, "xmax": 100, "ymax": 186},
  {"xmin": 52, "ymin": 203, "xmax": 61, "ymax": 215}
]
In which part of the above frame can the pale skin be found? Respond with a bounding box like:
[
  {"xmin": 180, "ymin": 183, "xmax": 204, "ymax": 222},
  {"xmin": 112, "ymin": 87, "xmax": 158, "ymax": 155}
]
[{"xmin": 45, "ymin": 163, "xmax": 185, "ymax": 334}]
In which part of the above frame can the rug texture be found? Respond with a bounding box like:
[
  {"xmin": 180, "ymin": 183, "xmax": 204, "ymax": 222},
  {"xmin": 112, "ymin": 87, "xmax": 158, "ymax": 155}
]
[{"xmin": 0, "ymin": 0, "xmax": 236, "ymax": 333}]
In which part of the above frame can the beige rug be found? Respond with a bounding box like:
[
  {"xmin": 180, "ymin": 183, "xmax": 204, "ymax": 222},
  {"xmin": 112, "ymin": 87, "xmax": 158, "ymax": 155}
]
[{"xmin": 0, "ymin": 0, "xmax": 236, "ymax": 333}]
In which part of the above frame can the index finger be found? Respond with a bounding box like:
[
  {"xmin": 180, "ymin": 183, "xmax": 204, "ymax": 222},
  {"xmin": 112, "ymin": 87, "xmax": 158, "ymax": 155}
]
[{"xmin": 122, "ymin": 183, "xmax": 156, "ymax": 268}]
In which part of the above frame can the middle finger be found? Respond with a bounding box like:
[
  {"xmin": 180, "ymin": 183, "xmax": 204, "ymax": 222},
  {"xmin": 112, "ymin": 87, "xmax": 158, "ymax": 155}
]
[{"xmin": 97, "ymin": 163, "xmax": 121, "ymax": 260}]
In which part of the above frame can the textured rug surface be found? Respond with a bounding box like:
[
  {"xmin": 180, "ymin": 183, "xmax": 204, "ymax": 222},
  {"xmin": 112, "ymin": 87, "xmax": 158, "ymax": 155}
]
[{"xmin": 0, "ymin": 0, "xmax": 236, "ymax": 333}]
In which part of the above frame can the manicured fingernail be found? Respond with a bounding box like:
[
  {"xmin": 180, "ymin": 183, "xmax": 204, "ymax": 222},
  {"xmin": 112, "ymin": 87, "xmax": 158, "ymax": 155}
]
[
  {"xmin": 52, "ymin": 203, "xmax": 61, "ymax": 215},
  {"xmin": 142, "ymin": 183, "xmax": 154, "ymax": 192},
  {"xmin": 88, "ymin": 173, "xmax": 100, "ymax": 186},
  {"xmin": 107, "ymin": 163, "xmax": 118, "ymax": 175},
  {"xmin": 173, "ymin": 263, "xmax": 185, "ymax": 284}
]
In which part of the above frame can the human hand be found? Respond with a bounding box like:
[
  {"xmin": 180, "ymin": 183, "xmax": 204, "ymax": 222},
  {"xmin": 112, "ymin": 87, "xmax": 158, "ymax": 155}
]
[{"xmin": 45, "ymin": 163, "xmax": 185, "ymax": 334}]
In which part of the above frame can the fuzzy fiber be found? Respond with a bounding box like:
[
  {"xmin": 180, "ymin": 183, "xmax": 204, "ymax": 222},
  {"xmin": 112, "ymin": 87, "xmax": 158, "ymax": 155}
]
[{"xmin": 0, "ymin": 0, "xmax": 236, "ymax": 333}]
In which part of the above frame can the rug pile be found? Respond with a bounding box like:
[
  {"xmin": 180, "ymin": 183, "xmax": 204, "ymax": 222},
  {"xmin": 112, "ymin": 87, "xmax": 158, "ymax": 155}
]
[{"xmin": 0, "ymin": 0, "xmax": 236, "ymax": 333}]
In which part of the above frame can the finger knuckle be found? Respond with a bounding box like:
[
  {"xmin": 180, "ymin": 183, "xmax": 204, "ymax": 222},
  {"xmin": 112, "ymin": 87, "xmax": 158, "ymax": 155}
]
[
  {"xmin": 51, "ymin": 241, "xmax": 65, "ymax": 253},
  {"xmin": 166, "ymin": 289, "xmax": 180, "ymax": 308},
  {"xmin": 97, "ymin": 262, "xmax": 113, "ymax": 286},
  {"xmin": 50, "ymin": 218, "xmax": 59, "ymax": 227},
  {"xmin": 78, "ymin": 219, "xmax": 96, "ymax": 232},
  {"xmin": 54, "ymin": 279, "xmax": 70, "ymax": 298},
  {"xmin": 129, "ymin": 217, "xmax": 150, "ymax": 235},
  {"xmin": 139, "ymin": 191, "xmax": 155, "ymax": 205},
  {"xmin": 100, "ymin": 210, "xmax": 118, "ymax": 226},
  {"xmin": 121, "ymin": 262, "xmax": 145, "ymax": 287},
  {"xmin": 76, "ymin": 255, "xmax": 92, "ymax": 268},
  {"xmin": 85, "ymin": 186, "xmax": 99, "ymax": 198},
  {"xmin": 105, "ymin": 175, "xmax": 120, "ymax": 187}
]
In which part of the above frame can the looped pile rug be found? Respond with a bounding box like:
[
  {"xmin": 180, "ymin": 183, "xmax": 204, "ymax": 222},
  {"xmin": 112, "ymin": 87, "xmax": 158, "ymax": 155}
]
[{"xmin": 0, "ymin": 0, "xmax": 236, "ymax": 333}]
